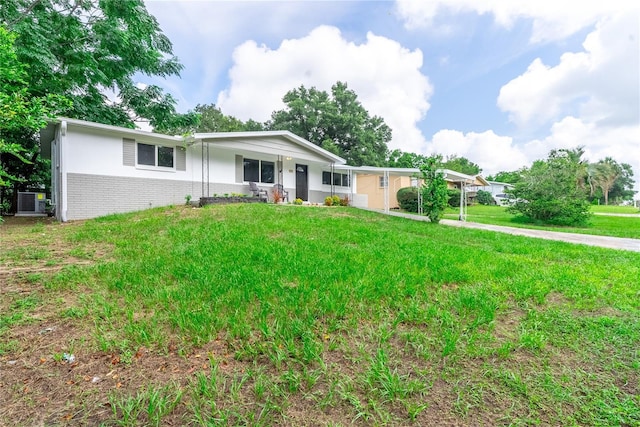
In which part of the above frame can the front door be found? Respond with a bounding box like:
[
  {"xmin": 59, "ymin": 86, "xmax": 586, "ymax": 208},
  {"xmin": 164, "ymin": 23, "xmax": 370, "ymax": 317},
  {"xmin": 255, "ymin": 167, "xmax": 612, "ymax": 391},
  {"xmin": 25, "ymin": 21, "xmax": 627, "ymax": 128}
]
[{"xmin": 295, "ymin": 164, "xmax": 308, "ymax": 201}]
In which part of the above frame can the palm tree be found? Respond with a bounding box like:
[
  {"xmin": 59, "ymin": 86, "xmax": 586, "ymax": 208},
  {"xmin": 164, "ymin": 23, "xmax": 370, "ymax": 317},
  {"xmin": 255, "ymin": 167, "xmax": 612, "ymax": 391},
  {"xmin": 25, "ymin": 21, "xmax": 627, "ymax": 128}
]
[{"xmin": 592, "ymin": 158, "xmax": 621, "ymax": 205}]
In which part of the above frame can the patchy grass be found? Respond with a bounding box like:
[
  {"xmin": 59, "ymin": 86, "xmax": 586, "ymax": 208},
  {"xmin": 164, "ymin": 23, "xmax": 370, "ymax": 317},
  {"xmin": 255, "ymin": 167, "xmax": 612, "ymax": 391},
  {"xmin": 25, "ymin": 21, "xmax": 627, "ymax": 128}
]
[
  {"xmin": 1, "ymin": 205, "xmax": 639, "ymax": 426},
  {"xmin": 444, "ymin": 204, "xmax": 640, "ymax": 239}
]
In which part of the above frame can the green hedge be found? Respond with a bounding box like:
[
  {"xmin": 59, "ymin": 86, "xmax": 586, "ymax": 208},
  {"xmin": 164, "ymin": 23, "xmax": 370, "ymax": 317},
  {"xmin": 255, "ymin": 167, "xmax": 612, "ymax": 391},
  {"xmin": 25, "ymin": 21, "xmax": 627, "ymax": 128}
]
[{"xmin": 397, "ymin": 187, "xmax": 420, "ymax": 212}]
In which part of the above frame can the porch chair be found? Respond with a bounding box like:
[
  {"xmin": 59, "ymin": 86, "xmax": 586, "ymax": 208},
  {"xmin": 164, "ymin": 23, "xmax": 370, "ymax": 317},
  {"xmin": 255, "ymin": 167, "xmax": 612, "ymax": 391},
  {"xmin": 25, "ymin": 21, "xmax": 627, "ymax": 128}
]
[
  {"xmin": 272, "ymin": 183, "xmax": 289, "ymax": 202},
  {"xmin": 249, "ymin": 182, "xmax": 268, "ymax": 201}
]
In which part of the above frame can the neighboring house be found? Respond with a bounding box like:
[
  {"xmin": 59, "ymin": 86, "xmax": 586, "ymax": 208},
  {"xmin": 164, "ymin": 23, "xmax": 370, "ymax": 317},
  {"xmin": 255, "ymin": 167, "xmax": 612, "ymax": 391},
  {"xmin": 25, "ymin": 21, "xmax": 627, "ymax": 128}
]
[
  {"xmin": 470, "ymin": 180, "xmax": 515, "ymax": 205},
  {"xmin": 335, "ymin": 166, "xmax": 489, "ymax": 212},
  {"xmin": 40, "ymin": 118, "xmax": 346, "ymax": 221}
]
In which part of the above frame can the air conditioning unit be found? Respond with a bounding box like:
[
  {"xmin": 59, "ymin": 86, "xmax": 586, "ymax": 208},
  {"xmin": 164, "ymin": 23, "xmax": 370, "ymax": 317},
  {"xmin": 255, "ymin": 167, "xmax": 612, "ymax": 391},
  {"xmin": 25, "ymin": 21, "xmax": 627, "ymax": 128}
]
[{"xmin": 17, "ymin": 192, "xmax": 47, "ymax": 216}]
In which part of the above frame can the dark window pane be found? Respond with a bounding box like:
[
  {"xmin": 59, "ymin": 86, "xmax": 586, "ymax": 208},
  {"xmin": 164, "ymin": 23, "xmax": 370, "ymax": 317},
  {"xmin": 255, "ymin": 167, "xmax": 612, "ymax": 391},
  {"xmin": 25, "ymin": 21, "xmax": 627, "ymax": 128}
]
[
  {"xmin": 138, "ymin": 143, "xmax": 155, "ymax": 166},
  {"xmin": 244, "ymin": 158, "xmax": 259, "ymax": 182},
  {"xmin": 158, "ymin": 146, "xmax": 174, "ymax": 168},
  {"xmin": 342, "ymin": 174, "xmax": 350, "ymax": 187},
  {"xmin": 333, "ymin": 173, "xmax": 341, "ymax": 186},
  {"xmin": 322, "ymin": 171, "xmax": 331, "ymax": 185},
  {"xmin": 261, "ymin": 161, "xmax": 275, "ymax": 183}
]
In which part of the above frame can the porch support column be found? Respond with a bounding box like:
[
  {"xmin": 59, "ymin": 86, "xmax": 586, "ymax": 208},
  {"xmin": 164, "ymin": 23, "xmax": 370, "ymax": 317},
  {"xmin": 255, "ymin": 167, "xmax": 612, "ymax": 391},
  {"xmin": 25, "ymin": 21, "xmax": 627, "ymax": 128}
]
[
  {"xmin": 331, "ymin": 163, "xmax": 335, "ymax": 197},
  {"xmin": 202, "ymin": 141, "xmax": 210, "ymax": 198},
  {"xmin": 458, "ymin": 180, "xmax": 465, "ymax": 221},
  {"xmin": 383, "ymin": 169, "xmax": 390, "ymax": 214}
]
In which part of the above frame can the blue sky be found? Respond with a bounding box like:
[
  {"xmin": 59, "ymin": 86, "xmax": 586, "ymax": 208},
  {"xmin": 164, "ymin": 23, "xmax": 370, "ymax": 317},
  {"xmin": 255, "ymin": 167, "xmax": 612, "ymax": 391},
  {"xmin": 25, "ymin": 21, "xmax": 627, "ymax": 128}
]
[{"xmin": 142, "ymin": 0, "xmax": 639, "ymax": 183}]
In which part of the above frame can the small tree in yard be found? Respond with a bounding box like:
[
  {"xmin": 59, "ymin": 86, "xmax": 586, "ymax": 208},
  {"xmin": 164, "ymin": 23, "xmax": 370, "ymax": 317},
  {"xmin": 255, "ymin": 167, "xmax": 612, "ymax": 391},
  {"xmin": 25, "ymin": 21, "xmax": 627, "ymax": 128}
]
[
  {"xmin": 420, "ymin": 156, "xmax": 449, "ymax": 223},
  {"xmin": 508, "ymin": 150, "xmax": 591, "ymax": 226}
]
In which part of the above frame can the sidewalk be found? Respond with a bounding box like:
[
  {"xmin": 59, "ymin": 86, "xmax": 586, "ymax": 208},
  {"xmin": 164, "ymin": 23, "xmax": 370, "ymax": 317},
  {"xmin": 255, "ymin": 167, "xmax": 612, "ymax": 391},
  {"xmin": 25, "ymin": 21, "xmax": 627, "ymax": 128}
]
[{"xmin": 369, "ymin": 209, "xmax": 640, "ymax": 253}]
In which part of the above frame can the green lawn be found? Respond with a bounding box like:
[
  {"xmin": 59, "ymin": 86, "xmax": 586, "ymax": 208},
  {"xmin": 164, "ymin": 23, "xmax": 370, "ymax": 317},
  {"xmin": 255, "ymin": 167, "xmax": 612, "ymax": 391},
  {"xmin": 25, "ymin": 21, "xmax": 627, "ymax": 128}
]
[
  {"xmin": 1, "ymin": 204, "xmax": 639, "ymax": 425},
  {"xmin": 443, "ymin": 204, "xmax": 640, "ymax": 239},
  {"xmin": 590, "ymin": 204, "xmax": 640, "ymax": 214}
]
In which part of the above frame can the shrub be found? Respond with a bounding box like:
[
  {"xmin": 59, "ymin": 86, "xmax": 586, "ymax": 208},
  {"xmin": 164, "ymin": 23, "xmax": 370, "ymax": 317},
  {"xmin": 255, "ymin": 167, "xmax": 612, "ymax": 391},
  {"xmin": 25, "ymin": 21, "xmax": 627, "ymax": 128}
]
[
  {"xmin": 476, "ymin": 190, "xmax": 494, "ymax": 205},
  {"xmin": 324, "ymin": 196, "xmax": 333, "ymax": 206},
  {"xmin": 294, "ymin": 198, "xmax": 303, "ymax": 205},
  {"xmin": 421, "ymin": 156, "xmax": 449, "ymax": 223},
  {"xmin": 447, "ymin": 189, "xmax": 461, "ymax": 207},
  {"xmin": 508, "ymin": 151, "xmax": 591, "ymax": 226},
  {"xmin": 339, "ymin": 195, "xmax": 349, "ymax": 206},
  {"xmin": 397, "ymin": 187, "xmax": 419, "ymax": 212},
  {"xmin": 332, "ymin": 195, "xmax": 341, "ymax": 206},
  {"xmin": 184, "ymin": 194, "xmax": 192, "ymax": 205}
]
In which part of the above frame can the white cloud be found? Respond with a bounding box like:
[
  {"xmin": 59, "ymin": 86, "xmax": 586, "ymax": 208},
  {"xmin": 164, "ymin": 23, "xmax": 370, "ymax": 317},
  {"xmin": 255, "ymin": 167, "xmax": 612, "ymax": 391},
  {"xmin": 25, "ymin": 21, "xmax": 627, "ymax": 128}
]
[
  {"xmin": 524, "ymin": 117, "xmax": 640, "ymax": 189},
  {"xmin": 497, "ymin": 13, "xmax": 639, "ymax": 128},
  {"xmin": 427, "ymin": 129, "xmax": 529, "ymax": 176},
  {"xmin": 395, "ymin": 0, "xmax": 638, "ymax": 43},
  {"xmin": 426, "ymin": 117, "xmax": 640, "ymax": 187},
  {"xmin": 216, "ymin": 25, "xmax": 433, "ymax": 153}
]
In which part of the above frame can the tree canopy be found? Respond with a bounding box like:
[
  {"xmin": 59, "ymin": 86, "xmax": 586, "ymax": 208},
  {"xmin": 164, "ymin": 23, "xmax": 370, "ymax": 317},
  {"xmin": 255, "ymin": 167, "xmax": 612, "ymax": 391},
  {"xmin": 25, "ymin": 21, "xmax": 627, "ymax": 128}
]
[
  {"xmin": 485, "ymin": 170, "xmax": 523, "ymax": 183},
  {"xmin": 0, "ymin": 26, "xmax": 68, "ymax": 187},
  {"xmin": 268, "ymin": 82, "xmax": 392, "ymax": 166},
  {"xmin": 1, "ymin": 0, "xmax": 197, "ymax": 212},
  {"xmin": 162, "ymin": 104, "xmax": 263, "ymax": 135},
  {"xmin": 441, "ymin": 155, "xmax": 482, "ymax": 175},
  {"xmin": 1, "ymin": 0, "xmax": 197, "ymax": 131},
  {"xmin": 387, "ymin": 149, "xmax": 428, "ymax": 169},
  {"xmin": 508, "ymin": 149, "xmax": 591, "ymax": 226}
]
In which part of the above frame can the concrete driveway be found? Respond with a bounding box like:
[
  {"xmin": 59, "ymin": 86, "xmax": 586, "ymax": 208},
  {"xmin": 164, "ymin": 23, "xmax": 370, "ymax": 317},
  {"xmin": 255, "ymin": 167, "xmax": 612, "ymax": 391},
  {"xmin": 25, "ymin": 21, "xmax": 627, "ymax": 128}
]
[{"xmin": 369, "ymin": 209, "xmax": 640, "ymax": 253}]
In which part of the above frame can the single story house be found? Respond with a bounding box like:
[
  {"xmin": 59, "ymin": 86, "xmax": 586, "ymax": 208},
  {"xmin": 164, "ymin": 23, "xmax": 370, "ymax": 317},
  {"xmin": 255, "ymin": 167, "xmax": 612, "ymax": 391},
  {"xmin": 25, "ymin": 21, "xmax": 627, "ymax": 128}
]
[
  {"xmin": 469, "ymin": 180, "xmax": 515, "ymax": 205},
  {"xmin": 333, "ymin": 166, "xmax": 489, "ymax": 212},
  {"xmin": 40, "ymin": 118, "xmax": 346, "ymax": 221}
]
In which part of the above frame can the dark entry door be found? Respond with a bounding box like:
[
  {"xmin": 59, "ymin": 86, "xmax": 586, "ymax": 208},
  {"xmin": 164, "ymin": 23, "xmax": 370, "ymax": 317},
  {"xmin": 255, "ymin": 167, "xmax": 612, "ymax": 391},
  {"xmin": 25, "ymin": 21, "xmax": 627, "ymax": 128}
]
[{"xmin": 295, "ymin": 164, "xmax": 308, "ymax": 201}]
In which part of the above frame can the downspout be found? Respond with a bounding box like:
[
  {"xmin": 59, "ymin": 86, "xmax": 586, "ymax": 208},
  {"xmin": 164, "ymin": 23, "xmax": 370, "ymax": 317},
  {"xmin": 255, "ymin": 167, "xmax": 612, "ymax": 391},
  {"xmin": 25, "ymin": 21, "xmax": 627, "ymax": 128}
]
[{"xmin": 60, "ymin": 120, "xmax": 68, "ymax": 222}]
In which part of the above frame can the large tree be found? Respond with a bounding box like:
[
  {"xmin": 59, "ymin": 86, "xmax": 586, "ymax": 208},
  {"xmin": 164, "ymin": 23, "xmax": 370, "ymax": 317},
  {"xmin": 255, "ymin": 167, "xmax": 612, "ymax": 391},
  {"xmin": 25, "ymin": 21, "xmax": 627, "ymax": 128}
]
[
  {"xmin": 486, "ymin": 170, "xmax": 523, "ymax": 184},
  {"xmin": 387, "ymin": 149, "xmax": 428, "ymax": 169},
  {"xmin": 268, "ymin": 82, "xmax": 392, "ymax": 166},
  {"xmin": 441, "ymin": 155, "xmax": 482, "ymax": 175},
  {"xmin": 1, "ymin": 0, "xmax": 196, "ymax": 212},
  {"xmin": 162, "ymin": 104, "xmax": 261, "ymax": 135},
  {"xmin": 1, "ymin": 26, "xmax": 68, "ymax": 189},
  {"xmin": 1, "ymin": 0, "xmax": 197, "ymax": 131},
  {"xmin": 508, "ymin": 149, "xmax": 591, "ymax": 226}
]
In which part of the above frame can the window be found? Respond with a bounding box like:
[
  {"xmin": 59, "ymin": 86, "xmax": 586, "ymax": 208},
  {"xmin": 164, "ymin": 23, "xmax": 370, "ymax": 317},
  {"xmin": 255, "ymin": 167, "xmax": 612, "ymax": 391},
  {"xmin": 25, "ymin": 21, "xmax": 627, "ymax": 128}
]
[
  {"xmin": 138, "ymin": 143, "xmax": 155, "ymax": 166},
  {"xmin": 322, "ymin": 171, "xmax": 331, "ymax": 185},
  {"xmin": 137, "ymin": 143, "xmax": 174, "ymax": 168},
  {"xmin": 243, "ymin": 158, "xmax": 274, "ymax": 183},
  {"xmin": 323, "ymin": 171, "xmax": 350, "ymax": 187},
  {"xmin": 261, "ymin": 161, "xmax": 275, "ymax": 183},
  {"xmin": 158, "ymin": 146, "xmax": 174, "ymax": 168},
  {"xmin": 379, "ymin": 176, "xmax": 388, "ymax": 188}
]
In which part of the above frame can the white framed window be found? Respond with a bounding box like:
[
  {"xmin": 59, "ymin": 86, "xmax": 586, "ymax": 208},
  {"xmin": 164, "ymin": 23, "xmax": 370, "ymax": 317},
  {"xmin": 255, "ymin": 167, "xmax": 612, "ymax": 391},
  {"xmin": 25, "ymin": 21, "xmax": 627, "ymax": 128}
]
[
  {"xmin": 379, "ymin": 175, "xmax": 388, "ymax": 188},
  {"xmin": 137, "ymin": 143, "xmax": 175, "ymax": 169},
  {"xmin": 322, "ymin": 171, "xmax": 350, "ymax": 187}
]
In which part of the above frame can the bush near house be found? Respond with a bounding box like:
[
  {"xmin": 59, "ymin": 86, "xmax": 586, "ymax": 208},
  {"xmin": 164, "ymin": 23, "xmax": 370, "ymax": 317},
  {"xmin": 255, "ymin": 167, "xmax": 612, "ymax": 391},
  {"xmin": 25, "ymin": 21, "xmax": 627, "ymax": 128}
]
[
  {"xmin": 397, "ymin": 187, "xmax": 419, "ymax": 212},
  {"xmin": 447, "ymin": 189, "xmax": 461, "ymax": 207},
  {"xmin": 476, "ymin": 189, "xmax": 494, "ymax": 205}
]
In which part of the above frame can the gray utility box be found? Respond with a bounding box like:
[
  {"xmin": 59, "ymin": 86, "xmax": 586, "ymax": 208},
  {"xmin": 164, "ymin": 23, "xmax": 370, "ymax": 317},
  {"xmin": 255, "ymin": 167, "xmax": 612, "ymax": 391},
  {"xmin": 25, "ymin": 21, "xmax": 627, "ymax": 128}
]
[{"xmin": 17, "ymin": 192, "xmax": 47, "ymax": 215}]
